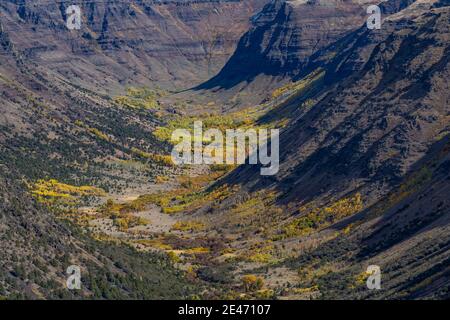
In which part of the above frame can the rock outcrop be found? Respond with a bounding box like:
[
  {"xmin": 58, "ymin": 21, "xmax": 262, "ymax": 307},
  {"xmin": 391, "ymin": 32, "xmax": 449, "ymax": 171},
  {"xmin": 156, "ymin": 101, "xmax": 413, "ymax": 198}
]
[
  {"xmin": 0, "ymin": 0, "xmax": 266, "ymax": 91},
  {"xmin": 194, "ymin": 0, "xmax": 381, "ymax": 106}
]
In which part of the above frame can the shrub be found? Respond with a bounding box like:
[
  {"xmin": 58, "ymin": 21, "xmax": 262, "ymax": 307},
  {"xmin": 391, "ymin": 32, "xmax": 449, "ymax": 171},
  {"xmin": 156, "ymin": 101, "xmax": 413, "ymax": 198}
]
[{"xmin": 242, "ymin": 275, "xmax": 264, "ymax": 292}]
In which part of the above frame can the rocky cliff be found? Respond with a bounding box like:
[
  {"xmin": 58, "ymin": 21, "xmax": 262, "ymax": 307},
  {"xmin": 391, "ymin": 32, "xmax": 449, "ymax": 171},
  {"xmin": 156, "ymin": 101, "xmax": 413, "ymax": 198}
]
[
  {"xmin": 226, "ymin": 0, "xmax": 449, "ymax": 205},
  {"xmin": 214, "ymin": 0, "xmax": 450, "ymax": 298},
  {"xmin": 0, "ymin": 0, "xmax": 266, "ymax": 92}
]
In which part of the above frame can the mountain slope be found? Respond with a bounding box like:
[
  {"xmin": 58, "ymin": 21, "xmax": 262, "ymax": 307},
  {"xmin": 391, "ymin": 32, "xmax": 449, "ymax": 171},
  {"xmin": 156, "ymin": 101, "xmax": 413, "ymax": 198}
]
[
  {"xmin": 226, "ymin": 0, "xmax": 449, "ymax": 207},
  {"xmin": 1, "ymin": 0, "xmax": 270, "ymax": 299},
  {"xmin": 199, "ymin": 0, "xmax": 450, "ymax": 298},
  {"xmin": 290, "ymin": 135, "xmax": 450, "ymax": 299},
  {"xmin": 0, "ymin": 1, "xmax": 268, "ymax": 185},
  {"xmin": 1, "ymin": 0, "xmax": 449, "ymax": 300},
  {"xmin": 0, "ymin": 27, "xmax": 169, "ymax": 187}
]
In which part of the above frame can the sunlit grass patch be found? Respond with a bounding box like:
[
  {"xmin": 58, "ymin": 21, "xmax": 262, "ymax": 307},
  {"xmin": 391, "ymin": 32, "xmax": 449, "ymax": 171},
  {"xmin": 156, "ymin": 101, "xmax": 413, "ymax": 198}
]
[
  {"xmin": 30, "ymin": 179, "xmax": 105, "ymax": 207},
  {"xmin": 135, "ymin": 239, "xmax": 173, "ymax": 250},
  {"xmin": 114, "ymin": 87, "xmax": 166, "ymax": 110},
  {"xmin": 184, "ymin": 247, "xmax": 210, "ymax": 255}
]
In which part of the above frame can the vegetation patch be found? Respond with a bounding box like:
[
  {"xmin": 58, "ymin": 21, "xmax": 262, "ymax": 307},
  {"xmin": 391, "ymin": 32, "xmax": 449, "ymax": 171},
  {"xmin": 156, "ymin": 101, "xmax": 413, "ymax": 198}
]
[
  {"xmin": 275, "ymin": 194, "xmax": 363, "ymax": 240},
  {"xmin": 114, "ymin": 87, "xmax": 166, "ymax": 111},
  {"xmin": 112, "ymin": 215, "xmax": 150, "ymax": 231},
  {"xmin": 153, "ymin": 108, "xmax": 259, "ymax": 144},
  {"xmin": 131, "ymin": 147, "xmax": 174, "ymax": 167},
  {"xmin": 241, "ymin": 275, "xmax": 264, "ymax": 292},
  {"xmin": 30, "ymin": 179, "xmax": 105, "ymax": 208},
  {"xmin": 271, "ymin": 68, "xmax": 325, "ymax": 99},
  {"xmin": 171, "ymin": 220, "xmax": 206, "ymax": 232}
]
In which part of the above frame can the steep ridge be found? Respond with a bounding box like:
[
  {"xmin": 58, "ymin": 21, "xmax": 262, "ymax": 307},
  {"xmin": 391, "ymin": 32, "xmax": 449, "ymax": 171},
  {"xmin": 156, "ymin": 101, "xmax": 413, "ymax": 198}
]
[
  {"xmin": 0, "ymin": 0, "xmax": 266, "ymax": 92},
  {"xmin": 1, "ymin": 0, "xmax": 449, "ymax": 300},
  {"xmin": 192, "ymin": 0, "xmax": 382, "ymax": 107},
  {"xmin": 289, "ymin": 135, "xmax": 450, "ymax": 299}
]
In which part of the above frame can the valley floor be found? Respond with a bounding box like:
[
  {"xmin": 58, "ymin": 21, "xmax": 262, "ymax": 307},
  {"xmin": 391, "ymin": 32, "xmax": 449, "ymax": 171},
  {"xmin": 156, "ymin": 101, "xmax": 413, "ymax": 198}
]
[{"xmin": 25, "ymin": 78, "xmax": 450, "ymax": 300}]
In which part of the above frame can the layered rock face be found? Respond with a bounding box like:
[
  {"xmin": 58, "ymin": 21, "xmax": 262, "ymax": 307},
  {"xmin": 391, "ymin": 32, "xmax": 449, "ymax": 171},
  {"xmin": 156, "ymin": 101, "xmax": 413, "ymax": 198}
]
[
  {"xmin": 0, "ymin": 0, "xmax": 266, "ymax": 92},
  {"xmin": 195, "ymin": 0, "xmax": 379, "ymax": 105}
]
